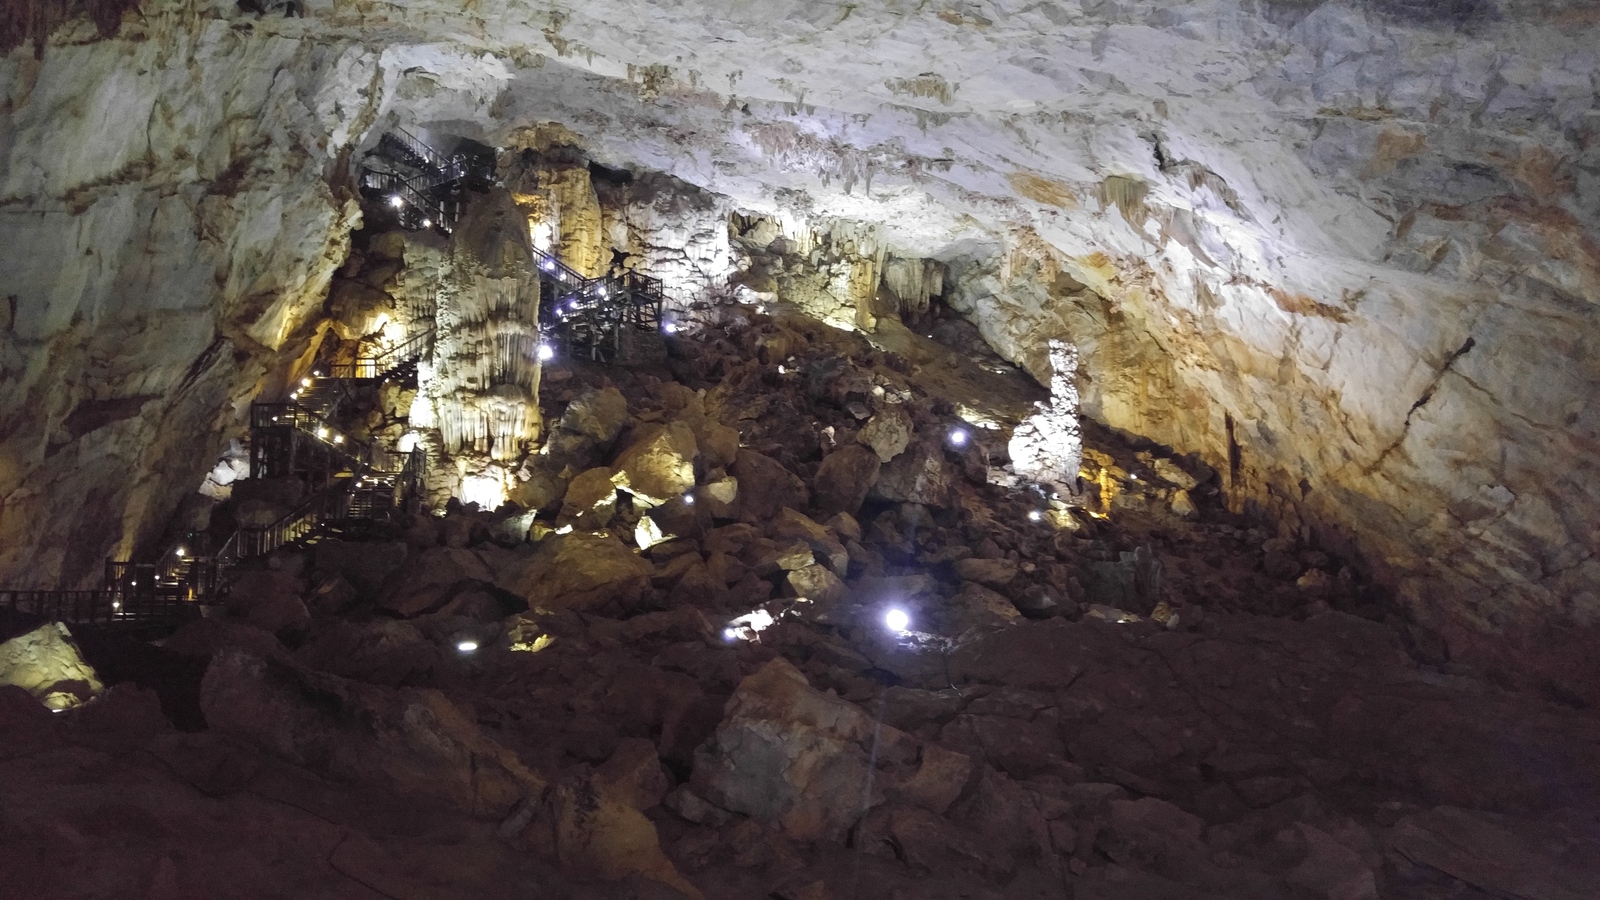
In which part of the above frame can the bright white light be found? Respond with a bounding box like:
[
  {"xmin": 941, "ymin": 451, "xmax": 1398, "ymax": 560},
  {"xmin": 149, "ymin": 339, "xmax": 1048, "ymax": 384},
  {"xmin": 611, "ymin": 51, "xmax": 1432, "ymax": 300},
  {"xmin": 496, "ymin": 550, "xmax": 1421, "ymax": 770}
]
[
  {"xmin": 397, "ymin": 432, "xmax": 420, "ymax": 452},
  {"xmin": 112, "ymin": 601, "xmax": 121, "ymax": 610},
  {"xmin": 456, "ymin": 640, "xmax": 479, "ymax": 653},
  {"xmin": 333, "ymin": 435, "xmax": 345, "ymax": 445},
  {"xmin": 421, "ymin": 219, "xmax": 431, "ymax": 228},
  {"xmin": 301, "ymin": 378, "xmax": 311, "ymax": 387},
  {"xmin": 175, "ymin": 547, "xmax": 186, "ymax": 558},
  {"xmin": 290, "ymin": 390, "xmax": 300, "ymax": 399},
  {"xmin": 1028, "ymin": 510, "xmax": 1043, "ymax": 522},
  {"xmin": 537, "ymin": 344, "xmax": 554, "ymax": 361},
  {"xmin": 317, "ymin": 427, "xmax": 329, "ymax": 439},
  {"xmin": 314, "ymin": 370, "xmax": 323, "ymax": 377},
  {"xmin": 662, "ymin": 322, "xmax": 678, "ymax": 334},
  {"xmin": 948, "ymin": 428, "xmax": 969, "ymax": 447},
  {"xmin": 388, "ymin": 195, "xmax": 404, "ymax": 208},
  {"xmin": 724, "ymin": 609, "xmax": 776, "ymax": 641},
  {"xmin": 885, "ymin": 608, "xmax": 910, "ymax": 633},
  {"xmin": 541, "ymin": 259, "xmax": 555, "ymax": 271},
  {"xmin": 460, "ymin": 474, "xmax": 508, "ymax": 510},
  {"xmin": 597, "ymin": 286, "xmax": 607, "ymax": 297}
]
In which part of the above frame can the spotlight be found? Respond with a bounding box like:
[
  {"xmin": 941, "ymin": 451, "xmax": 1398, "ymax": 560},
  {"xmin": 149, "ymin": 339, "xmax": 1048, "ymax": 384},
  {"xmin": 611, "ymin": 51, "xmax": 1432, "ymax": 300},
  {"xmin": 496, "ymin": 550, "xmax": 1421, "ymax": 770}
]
[
  {"xmin": 421, "ymin": 219, "xmax": 431, "ymax": 228},
  {"xmin": 388, "ymin": 195, "xmax": 404, "ymax": 208},
  {"xmin": 1028, "ymin": 510, "xmax": 1043, "ymax": 522},
  {"xmin": 777, "ymin": 365, "xmax": 786, "ymax": 374},
  {"xmin": 682, "ymin": 493, "xmax": 696, "ymax": 506},
  {"xmin": 175, "ymin": 547, "xmax": 186, "ymax": 558},
  {"xmin": 301, "ymin": 378, "xmax": 311, "ymax": 387},
  {"xmin": 884, "ymin": 608, "xmax": 910, "ymax": 633},
  {"xmin": 947, "ymin": 428, "xmax": 969, "ymax": 448},
  {"xmin": 723, "ymin": 627, "xmax": 738, "ymax": 642},
  {"xmin": 537, "ymin": 344, "xmax": 555, "ymax": 361},
  {"xmin": 456, "ymin": 640, "xmax": 479, "ymax": 653},
  {"xmin": 597, "ymin": 286, "xmax": 607, "ymax": 297},
  {"xmin": 334, "ymin": 435, "xmax": 345, "ymax": 445},
  {"xmin": 541, "ymin": 259, "xmax": 555, "ymax": 271},
  {"xmin": 662, "ymin": 322, "xmax": 678, "ymax": 334},
  {"xmin": 112, "ymin": 601, "xmax": 121, "ymax": 610}
]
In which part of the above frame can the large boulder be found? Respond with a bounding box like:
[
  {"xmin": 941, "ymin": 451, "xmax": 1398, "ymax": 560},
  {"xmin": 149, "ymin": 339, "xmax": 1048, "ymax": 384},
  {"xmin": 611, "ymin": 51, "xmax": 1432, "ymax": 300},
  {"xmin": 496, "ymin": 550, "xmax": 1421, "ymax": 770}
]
[
  {"xmin": 496, "ymin": 532, "xmax": 652, "ymax": 613},
  {"xmin": 1389, "ymin": 806, "xmax": 1592, "ymax": 900},
  {"xmin": 678, "ymin": 410, "xmax": 742, "ymax": 470},
  {"xmin": 856, "ymin": 406, "xmax": 915, "ymax": 463},
  {"xmin": 546, "ymin": 386, "xmax": 630, "ymax": 471},
  {"xmin": 0, "ymin": 623, "xmax": 102, "ymax": 711},
  {"xmin": 531, "ymin": 772, "xmax": 705, "ymax": 900},
  {"xmin": 692, "ymin": 658, "xmax": 907, "ymax": 841},
  {"xmin": 870, "ymin": 438, "xmax": 955, "ymax": 507},
  {"xmin": 558, "ymin": 466, "xmax": 619, "ymax": 529},
  {"xmin": 610, "ymin": 421, "xmax": 698, "ymax": 507},
  {"xmin": 731, "ymin": 449, "xmax": 809, "ymax": 522},
  {"xmin": 811, "ymin": 444, "xmax": 880, "ymax": 517},
  {"xmin": 225, "ymin": 569, "xmax": 310, "ymax": 636},
  {"xmin": 312, "ymin": 540, "xmax": 408, "ymax": 598},
  {"xmin": 770, "ymin": 508, "xmax": 849, "ymax": 575},
  {"xmin": 294, "ymin": 619, "xmax": 439, "ymax": 687},
  {"xmin": 377, "ymin": 547, "xmax": 494, "ymax": 618},
  {"xmin": 201, "ymin": 648, "xmax": 541, "ymax": 818}
]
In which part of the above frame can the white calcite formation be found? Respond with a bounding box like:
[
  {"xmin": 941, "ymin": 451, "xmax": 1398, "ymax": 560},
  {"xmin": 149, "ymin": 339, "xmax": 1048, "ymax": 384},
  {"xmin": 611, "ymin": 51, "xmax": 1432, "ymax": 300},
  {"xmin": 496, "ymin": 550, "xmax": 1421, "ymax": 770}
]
[
  {"xmin": 2, "ymin": 1, "xmax": 1597, "ymax": 678},
  {"xmin": 1010, "ymin": 339, "xmax": 1084, "ymax": 497}
]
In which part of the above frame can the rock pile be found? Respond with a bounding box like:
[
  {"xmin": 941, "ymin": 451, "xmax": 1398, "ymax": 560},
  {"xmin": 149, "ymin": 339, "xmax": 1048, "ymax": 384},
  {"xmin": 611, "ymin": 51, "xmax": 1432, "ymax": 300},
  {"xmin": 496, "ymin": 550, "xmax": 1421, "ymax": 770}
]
[{"xmin": 6, "ymin": 305, "xmax": 1600, "ymax": 899}]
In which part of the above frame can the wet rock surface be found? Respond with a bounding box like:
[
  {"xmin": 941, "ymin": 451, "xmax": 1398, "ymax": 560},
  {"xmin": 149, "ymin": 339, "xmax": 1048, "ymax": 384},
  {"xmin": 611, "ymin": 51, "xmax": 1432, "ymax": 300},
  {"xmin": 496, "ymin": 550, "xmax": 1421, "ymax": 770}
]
[{"xmin": 8, "ymin": 309, "xmax": 1600, "ymax": 899}]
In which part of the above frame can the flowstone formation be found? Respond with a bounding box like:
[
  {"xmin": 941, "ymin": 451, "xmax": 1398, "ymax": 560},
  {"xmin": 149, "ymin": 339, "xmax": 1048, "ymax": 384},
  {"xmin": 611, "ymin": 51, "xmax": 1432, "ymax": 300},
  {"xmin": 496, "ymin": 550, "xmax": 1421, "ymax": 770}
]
[{"xmin": 408, "ymin": 192, "xmax": 546, "ymax": 498}]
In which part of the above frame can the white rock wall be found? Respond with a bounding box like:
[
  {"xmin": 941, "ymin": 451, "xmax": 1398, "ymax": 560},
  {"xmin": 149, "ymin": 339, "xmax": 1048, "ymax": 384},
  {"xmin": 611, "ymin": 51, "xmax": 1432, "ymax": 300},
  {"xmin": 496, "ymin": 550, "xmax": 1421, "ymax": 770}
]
[{"xmin": 0, "ymin": 13, "xmax": 377, "ymax": 586}]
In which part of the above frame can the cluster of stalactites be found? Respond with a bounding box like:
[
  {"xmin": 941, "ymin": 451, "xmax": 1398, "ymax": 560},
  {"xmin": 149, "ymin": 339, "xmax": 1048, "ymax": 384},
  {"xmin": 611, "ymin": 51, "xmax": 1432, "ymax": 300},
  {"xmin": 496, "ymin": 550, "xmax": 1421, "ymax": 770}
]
[
  {"xmin": 881, "ymin": 255, "xmax": 945, "ymax": 318},
  {"xmin": 413, "ymin": 265, "xmax": 543, "ymax": 462},
  {"xmin": 432, "ymin": 394, "xmax": 539, "ymax": 461}
]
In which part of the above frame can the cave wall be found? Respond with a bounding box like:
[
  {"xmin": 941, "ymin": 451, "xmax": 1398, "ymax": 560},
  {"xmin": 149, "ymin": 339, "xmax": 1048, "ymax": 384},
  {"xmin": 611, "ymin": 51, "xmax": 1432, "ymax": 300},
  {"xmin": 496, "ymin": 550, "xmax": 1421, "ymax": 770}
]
[
  {"xmin": 0, "ymin": 13, "xmax": 374, "ymax": 586},
  {"xmin": 2, "ymin": 1, "xmax": 1596, "ymax": 677}
]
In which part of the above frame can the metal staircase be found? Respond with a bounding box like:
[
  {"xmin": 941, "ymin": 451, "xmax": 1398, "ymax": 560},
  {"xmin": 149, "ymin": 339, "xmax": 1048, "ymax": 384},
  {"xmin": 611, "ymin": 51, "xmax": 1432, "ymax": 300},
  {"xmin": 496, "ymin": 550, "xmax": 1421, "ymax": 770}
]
[
  {"xmin": 359, "ymin": 128, "xmax": 494, "ymax": 235},
  {"xmin": 535, "ymin": 250, "xmax": 666, "ymax": 363},
  {"xmin": 0, "ymin": 330, "xmax": 435, "ymax": 632}
]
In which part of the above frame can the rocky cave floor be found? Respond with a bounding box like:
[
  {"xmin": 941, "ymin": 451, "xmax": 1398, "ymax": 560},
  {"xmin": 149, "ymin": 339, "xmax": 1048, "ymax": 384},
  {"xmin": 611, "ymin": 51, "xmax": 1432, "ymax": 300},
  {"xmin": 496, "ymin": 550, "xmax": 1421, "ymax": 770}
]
[{"xmin": 4, "ymin": 303, "xmax": 1600, "ymax": 900}]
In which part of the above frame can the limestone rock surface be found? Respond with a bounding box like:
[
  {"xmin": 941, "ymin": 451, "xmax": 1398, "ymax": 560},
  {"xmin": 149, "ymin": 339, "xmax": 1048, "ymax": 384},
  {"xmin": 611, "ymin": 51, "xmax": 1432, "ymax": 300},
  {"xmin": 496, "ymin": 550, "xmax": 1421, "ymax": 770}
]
[
  {"xmin": 497, "ymin": 531, "xmax": 652, "ymax": 614},
  {"xmin": 610, "ymin": 421, "xmax": 698, "ymax": 507},
  {"xmin": 692, "ymin": 658, "xmax": 892, "ymax": 842},
  {"xmin": 0, "ymin": 623, "xmax": 102, "ymax": 711}
]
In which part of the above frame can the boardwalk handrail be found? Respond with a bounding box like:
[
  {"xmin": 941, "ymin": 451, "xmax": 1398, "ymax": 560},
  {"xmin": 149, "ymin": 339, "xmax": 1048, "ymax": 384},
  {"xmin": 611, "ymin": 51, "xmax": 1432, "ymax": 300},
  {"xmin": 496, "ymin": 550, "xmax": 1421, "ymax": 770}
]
[{"xmin": 325, "ymin": 328, "xmax": 435, "ymax": 381}]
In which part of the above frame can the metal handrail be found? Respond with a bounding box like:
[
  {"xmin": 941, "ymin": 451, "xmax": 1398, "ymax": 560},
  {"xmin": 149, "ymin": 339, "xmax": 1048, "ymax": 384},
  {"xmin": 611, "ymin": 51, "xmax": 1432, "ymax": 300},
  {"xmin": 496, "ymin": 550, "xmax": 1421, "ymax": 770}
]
[
  {"xmin": 325, "ymin": 328, "xmax": 434, "ymax": 381},
  {"xmin": 382, "ymin": 127, "xmax": 452, "ymax": 173}
]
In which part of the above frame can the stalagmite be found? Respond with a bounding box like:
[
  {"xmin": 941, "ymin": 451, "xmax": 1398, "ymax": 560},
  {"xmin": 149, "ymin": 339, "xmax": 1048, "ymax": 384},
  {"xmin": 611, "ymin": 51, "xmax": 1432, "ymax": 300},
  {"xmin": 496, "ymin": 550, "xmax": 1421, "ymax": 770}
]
[{"xmin": 1010, "ymin": 340, "xmax": 1084, "ymax": 497}]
